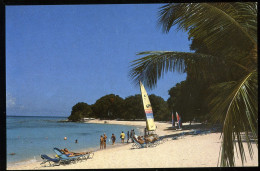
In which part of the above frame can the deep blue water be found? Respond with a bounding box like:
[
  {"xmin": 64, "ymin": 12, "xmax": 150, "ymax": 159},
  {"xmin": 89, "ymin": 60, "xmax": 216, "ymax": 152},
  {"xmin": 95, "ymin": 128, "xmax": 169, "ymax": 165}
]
[{"xmin": 6, "ymin": 116, "xmax": 141, "ymax": 166}]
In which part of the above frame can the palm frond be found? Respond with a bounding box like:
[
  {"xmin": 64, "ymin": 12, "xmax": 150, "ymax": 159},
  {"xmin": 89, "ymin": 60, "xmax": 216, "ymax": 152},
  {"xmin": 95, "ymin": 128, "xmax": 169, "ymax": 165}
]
[
  {"xmin": 158, "ymin": 3, "xmax": 257, "ymax": 57},
  {"xmin": 129, "ymin": 51, "xmax": 220, "ymax": 89},
  {"xmin": 208, "ymin": 71, "xmax": 258, "ymax": 166}
]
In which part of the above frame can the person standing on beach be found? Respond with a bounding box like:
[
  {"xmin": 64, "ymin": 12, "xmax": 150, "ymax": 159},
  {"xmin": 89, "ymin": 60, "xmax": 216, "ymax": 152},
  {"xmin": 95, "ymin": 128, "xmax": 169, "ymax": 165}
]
[
  {"xmin": 120, "ymin": 131, "xmax": 125, "ymax": 143},
  {"xmin": 111, "ymin": 133, "xmax": 116, "ymax": 145},
  {"xmin": 100, "ymin": 135, "xmax": 104, "ymax": 149},
  {"xmin": 103, "ymin": 133, "xmax": 107, "ymax": 149},
  {"xmin": 179, "ymin": 116, "xmax": 182, "ymax": 128},
  {"xmin": 130, "ymin": 129, "xmax": 133, "ymax": 143},
  {"xmin": 131, "ymin": 129, "xmax": 135, "ymax": 143},
  {"xmin": 127, "ymin": 131, "xmax": 130, "ymax": 143}
]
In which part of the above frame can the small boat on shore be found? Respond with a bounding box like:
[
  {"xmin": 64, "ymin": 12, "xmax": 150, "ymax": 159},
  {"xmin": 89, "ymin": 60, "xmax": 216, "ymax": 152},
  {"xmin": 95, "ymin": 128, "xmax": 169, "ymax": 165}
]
[
  {"xmin": 139, "ymin": 81, "xmax": 162, "ymax": 145},
  {"xmin": 139, "ymin": 81, "xmax": 156, "ymax": 135}
]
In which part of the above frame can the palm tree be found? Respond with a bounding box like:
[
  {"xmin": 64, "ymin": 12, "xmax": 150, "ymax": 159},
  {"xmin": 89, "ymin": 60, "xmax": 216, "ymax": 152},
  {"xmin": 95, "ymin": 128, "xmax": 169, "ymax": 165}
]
[{"xmin": 129, "ymin": 3, "xmax": 257, "ymax": 167}]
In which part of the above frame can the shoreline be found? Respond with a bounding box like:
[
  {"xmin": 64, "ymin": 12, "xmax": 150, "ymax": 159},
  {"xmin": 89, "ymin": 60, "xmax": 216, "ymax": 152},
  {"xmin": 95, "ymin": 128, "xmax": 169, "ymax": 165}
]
[
  {"xmin": 7, "ymin": 119, "xmax": 145, "ymax": 168},
  {"xmin": 7, "ymin": 141, "xmax": 132, "ymax": 169},
  {"xmin": 7, "ymin": 120, "xmax": 258, "ymax": 169}
]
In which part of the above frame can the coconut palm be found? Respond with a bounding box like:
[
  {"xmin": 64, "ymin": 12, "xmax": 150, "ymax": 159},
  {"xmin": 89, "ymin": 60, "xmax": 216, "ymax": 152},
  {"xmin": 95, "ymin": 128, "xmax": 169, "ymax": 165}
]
[{"xmin": 129, "ymin": 3, "xmax": 257, "ymax": 166}]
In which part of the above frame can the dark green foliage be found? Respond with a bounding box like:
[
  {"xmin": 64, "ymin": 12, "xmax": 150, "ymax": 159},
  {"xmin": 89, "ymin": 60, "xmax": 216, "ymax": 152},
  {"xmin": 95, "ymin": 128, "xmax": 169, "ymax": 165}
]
[
  {"xmin": 91, "ymin": 94, "xmax": 124, "ymax": 120},
  {"xmin": 122, "ymin": 94, "xmax": 144, "ymax": 120},
  {"xmin": 68, "ymin": 102, "xmax": 93, "ymax": 122},
  {"xmin": 167, "ymin": 80, "xmax": 209, "ymax": 123},
  {"xmin": 149, "ymin": 94, "xmax": 171, "ymax": 121},
  {"xmin": 69, "ymin": 94, "xmax": 171, "ymax": 121}
]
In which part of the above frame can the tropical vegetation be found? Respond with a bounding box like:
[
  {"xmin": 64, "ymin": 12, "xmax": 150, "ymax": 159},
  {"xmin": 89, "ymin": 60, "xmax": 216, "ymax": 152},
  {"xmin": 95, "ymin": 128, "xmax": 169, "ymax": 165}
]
[
  {"xmin": 167, "ymin": 80, "xmax": 208, "ymax": 123},
  {"xmin": 129, "ymin": 2, "xmax": 257, "ymax": 167},
  {"xmin": 68, "ymin": 102, "xmax": 93, "ymax": 122},
  {"xmin": 68, "ymin": 93, "xmax": 171, "ymax": 121}
]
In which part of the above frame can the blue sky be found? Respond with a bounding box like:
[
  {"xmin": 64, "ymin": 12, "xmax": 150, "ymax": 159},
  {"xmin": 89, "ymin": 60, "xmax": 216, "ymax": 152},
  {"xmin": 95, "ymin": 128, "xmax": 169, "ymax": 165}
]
[{"xmin": 6, "ymin": 4, "xmax": 191, "ymax": 117}]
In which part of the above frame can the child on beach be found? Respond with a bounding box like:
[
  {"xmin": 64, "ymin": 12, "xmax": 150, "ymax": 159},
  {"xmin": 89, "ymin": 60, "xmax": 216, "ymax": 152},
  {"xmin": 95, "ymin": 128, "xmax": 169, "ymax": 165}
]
[
  {"xmin": 120, "ymin": 131, "xmax": 125, "ymax": 143},
  {"xmin": 111, "ymin": 133, "xmax": 116, "ymax": 145},
  {"xmin": 100, "ymin": 135, "xmax": 104, "ymax": 149},
  {"xmin": 103, "ymin": 133, "xmax": 107, "ymax": 149}
]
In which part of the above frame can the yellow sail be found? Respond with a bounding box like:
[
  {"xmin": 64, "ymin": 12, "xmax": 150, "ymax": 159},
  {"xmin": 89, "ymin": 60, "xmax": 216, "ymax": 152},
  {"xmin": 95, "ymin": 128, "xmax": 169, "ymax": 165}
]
[{"xmin": 139, "ymin": 81, "xmax": 156, "ymax": 131}]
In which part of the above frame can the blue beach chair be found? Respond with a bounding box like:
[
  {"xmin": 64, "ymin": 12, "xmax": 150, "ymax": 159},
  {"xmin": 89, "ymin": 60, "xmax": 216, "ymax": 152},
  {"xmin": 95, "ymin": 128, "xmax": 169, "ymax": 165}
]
[
  {"xmin": 40, "ymin": 154, "xmax": 69, "ymax": 167},
  {"xmin": 53, "ymin": 147, "xmax": 93, "ymax": 162},
  {"xmin": 132, "ymin": 136, "xmax": 157, "ymax": 149},
  {"xmin": 132, "ymin": 137, "xmax": 148, "ymax": 148},
  {"xmin": 59, "ymin": 147, "xmax": 94, "ymax": 160},
  {"xmin": 193, "ymin": 130, "xmax": 202, "ymax": 135},
  {"xmin": 153, "ymin": 136, "xmax": 167, "ymax": 145},
  {"xmin": 53, "ymin": 148, "xmax": 81, "ymax": 163}
]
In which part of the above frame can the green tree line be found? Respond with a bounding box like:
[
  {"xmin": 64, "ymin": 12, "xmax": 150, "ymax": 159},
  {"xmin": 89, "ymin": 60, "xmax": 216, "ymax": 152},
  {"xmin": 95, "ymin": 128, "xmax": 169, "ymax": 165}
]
[{"xmin": 68, "ymin": 93, "xmax": 171, "ymax": 122}]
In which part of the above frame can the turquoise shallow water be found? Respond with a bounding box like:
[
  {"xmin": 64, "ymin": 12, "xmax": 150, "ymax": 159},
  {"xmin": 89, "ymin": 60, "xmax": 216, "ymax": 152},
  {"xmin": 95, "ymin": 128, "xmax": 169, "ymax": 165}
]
[{"xmin": 6, "ymin": 116, "xmax": 141, "ymax": 166}]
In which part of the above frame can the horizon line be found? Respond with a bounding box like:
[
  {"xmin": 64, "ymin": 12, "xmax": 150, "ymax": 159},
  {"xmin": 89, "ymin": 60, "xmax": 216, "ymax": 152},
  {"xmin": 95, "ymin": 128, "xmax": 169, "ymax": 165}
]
[{"xmin": 7, "ymin": 115, "xmax": 67, "ymax": 118}]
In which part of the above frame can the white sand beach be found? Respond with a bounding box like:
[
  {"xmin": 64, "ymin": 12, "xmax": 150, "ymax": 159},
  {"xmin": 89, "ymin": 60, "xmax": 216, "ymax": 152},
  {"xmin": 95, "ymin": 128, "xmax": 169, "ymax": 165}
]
[{"xmin": 7, "ymin": 120, "xmax": 258, "ymax": 170}]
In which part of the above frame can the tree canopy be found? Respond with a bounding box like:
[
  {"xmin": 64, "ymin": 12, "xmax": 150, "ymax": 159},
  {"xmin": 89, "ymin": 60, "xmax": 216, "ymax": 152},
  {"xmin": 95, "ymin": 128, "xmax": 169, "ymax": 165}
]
[
  {"xmin": 68, "ymin": 93, "xmax": 171, "ymax": 122},
  {"xmin": 91, "ymin": 94, "xmax": 124, "ymax": 120},
  {"xmin": 68, "ymin": 102, "xmax": 93, "ymax": 122}
]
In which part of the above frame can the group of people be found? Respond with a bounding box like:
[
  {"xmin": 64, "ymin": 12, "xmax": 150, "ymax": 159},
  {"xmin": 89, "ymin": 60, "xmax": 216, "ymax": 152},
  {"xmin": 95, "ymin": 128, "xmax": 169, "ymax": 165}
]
[
  {"xmin": 99, "ymin": 129, "xmax": 136, "ymax": 149},
  {"xmin": 100, "ymin": 133, "xmax": 118, "ymax": 149},
  {"xmin": 121, "ymin": 129, "xmax": 136, "ymax": 143},
  {"xmin": 100, "ymin": 133, "xmax": 108, "ymax": 149}
]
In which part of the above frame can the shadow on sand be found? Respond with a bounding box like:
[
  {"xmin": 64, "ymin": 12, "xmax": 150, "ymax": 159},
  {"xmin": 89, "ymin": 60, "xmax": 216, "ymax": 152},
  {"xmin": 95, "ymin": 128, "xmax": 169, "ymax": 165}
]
[{"xmin": 160, "ymin": 123, "xmax": 222, "ymax": 140}]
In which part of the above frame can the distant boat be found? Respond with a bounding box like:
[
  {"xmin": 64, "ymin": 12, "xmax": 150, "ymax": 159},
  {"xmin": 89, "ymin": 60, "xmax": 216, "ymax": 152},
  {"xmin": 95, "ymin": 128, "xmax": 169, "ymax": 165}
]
[{"xmin": 139, "ymin": 81, "xmax": 156, "ymax": 133}]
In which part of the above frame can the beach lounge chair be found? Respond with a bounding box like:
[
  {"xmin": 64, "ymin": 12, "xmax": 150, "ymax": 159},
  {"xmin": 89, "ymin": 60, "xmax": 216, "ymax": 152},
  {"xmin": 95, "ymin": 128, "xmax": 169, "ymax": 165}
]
[
  {"xmin": 40, "ymin": 154, "xmax": 69, "ymax": 167},
  {"xmin": 192, "ymin": 130, "xmax": 202, "ymax": 135},
  {"xmin": 53, "ymin": 148, "xmax": 82, "ymax": 163},
  {"xmin": 171, "ymin": 132, "xmax": 186, "ymax": 140},
  {"xmin": 87, "ymin": 151, "xmax": 95, "ymax": 159},
  {"xmin": 132, "ymin": 137, "xmax": 148, "ymax": 148},
  {"xmin": 40, "ymin": 154, "xmax": 60, "ymax": 167},
  {"xmin": 78, "ymin": 151, "xmax": 95, "ymax": 160},
  {"xmin": 172, "ymin": 136, "xmax": 178, "ymax": 140},
  {"xmin": 132, "ymin": 136, "xmax": 157, "ymax": 149},
  {"xmin": 53, "ymin": 147, "xmax": 93, "ymax": 162},
  {"xmin": 153, "ymin": 136, "xmax": 167, "ymax": 145}
]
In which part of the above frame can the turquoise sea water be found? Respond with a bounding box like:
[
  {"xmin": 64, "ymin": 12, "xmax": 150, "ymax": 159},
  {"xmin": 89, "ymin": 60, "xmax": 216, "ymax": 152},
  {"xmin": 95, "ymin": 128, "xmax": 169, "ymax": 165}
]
[{"xmin": 6, "ymin": 116, "xmax": 141, "ymax": 166}]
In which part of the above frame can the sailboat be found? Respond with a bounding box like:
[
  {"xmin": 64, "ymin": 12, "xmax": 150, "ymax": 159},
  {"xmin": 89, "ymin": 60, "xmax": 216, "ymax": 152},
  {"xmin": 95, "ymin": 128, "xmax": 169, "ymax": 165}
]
[
  {"xmin": 176, "ymin": 112, "xmax": 182, "ymax": 130},
  {"xmin": 139, "ymin": 81, "xmax": 156, "ymax": 135}
]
